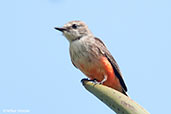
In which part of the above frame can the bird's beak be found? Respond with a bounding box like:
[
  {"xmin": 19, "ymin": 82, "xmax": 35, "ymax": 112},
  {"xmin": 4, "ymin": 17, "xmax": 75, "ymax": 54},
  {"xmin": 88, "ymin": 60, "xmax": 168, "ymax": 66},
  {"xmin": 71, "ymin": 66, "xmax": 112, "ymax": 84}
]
[{"xmin": 54, "ymin": 27, "xmax": 66, "ymax": 32}]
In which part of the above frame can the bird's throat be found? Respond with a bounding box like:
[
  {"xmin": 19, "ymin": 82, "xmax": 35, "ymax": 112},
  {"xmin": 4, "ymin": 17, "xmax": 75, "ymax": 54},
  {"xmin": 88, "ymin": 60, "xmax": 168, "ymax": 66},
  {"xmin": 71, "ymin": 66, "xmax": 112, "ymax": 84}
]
[{"xmin": 71, "ymin": 36, "xmax": 82, "ymax": 42}]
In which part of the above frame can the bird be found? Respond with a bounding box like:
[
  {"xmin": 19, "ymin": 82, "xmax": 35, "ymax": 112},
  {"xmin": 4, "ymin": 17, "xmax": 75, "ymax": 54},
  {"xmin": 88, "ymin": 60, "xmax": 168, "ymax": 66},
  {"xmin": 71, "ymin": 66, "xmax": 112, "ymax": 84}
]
[{"xmin": 54, "ymin": 20, "xmax": 128, "ymax": 96}]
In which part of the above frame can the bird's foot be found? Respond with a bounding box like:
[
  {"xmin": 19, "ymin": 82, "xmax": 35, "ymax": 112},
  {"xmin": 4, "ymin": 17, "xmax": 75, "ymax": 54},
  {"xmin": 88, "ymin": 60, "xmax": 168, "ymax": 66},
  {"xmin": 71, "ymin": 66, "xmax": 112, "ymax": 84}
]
[
  {"xmin": 99, "ymin": 75, "xmax": 107, "ymax": 84},
  {"xmin": 81, "ymin": 78, "xmax": 99, "ymax": 84},
  {"xmin": 81, "ymin": 76, "xmax": 107, "ymax": 85}
]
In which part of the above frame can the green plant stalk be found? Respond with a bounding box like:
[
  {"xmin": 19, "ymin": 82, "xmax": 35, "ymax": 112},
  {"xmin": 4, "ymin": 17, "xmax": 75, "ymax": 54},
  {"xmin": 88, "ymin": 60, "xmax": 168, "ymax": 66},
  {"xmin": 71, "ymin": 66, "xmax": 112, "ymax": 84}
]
[{"xmin": 82, "ymin": 79, "xmax": 150, "ymax": 114}]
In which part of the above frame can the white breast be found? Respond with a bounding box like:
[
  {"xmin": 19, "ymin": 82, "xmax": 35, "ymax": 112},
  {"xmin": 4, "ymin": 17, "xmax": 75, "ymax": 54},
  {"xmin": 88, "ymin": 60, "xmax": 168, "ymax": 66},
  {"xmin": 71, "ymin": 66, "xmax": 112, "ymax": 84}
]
[{"xmin": 69, "ymin": 37, "xmax": 96, "ymax": 68}]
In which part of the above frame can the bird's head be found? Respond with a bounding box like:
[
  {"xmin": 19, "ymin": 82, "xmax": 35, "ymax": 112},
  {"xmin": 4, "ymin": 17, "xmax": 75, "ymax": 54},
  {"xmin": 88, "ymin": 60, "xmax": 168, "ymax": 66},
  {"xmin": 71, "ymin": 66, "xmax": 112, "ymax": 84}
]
[{"xmin": 55, "ymin": 21, "xmax": 93, "ymax": 42}]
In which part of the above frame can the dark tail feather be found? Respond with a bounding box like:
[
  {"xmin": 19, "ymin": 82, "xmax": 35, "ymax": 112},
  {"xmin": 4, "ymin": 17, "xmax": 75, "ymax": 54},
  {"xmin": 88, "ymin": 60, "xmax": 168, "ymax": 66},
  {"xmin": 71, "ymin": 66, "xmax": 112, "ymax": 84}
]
[{"xmin": 122, "ymin": 89, "xmax": 128, "ymax": 96}]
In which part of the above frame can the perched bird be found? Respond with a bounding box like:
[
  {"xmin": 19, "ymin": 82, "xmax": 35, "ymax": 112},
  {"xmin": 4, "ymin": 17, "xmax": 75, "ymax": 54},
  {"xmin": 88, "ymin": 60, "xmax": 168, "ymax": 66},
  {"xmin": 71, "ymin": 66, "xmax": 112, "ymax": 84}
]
[{"xmin": 55, "ymin": 21, "xmax": 128, "ymax": 96}]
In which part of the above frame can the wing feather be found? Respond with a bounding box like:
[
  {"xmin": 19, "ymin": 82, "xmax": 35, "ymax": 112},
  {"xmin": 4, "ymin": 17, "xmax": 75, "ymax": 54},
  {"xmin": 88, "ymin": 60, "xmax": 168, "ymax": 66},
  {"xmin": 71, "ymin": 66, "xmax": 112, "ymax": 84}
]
[{"xmin": 95, "ymin": 37, "xmax": 128, "ymax": 92}]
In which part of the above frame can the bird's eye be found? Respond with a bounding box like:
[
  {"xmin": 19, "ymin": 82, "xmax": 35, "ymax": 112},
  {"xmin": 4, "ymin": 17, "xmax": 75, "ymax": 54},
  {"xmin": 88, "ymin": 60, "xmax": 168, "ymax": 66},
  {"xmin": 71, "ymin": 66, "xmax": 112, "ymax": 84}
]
[{"xmin": 72, "ymin": 24, "xmax": 78, "ymax": 29}]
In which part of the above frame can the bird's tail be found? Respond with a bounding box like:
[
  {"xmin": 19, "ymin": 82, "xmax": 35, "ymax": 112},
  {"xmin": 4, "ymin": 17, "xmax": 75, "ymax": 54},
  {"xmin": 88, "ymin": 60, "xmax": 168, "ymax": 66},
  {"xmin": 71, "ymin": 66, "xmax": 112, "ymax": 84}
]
[{"xmin": 122, "ymin": 89, "xmax": 128, "ymax": 96}]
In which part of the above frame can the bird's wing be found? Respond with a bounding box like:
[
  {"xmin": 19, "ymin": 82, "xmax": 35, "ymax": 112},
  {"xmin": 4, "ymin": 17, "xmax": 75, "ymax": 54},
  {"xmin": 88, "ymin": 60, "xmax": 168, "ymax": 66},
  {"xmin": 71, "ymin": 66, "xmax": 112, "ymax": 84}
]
[{"xmin": 94, "ymin": 37, "xmax": 128, "ymax": 92}]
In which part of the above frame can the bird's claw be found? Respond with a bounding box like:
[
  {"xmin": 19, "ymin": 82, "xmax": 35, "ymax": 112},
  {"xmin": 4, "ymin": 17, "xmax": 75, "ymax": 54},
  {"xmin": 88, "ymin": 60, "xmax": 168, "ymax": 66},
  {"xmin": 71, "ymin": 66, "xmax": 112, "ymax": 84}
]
[
  {"xmin": 81, "ymin": 78, "xmax": 99, "ymax": 84},
  {"xmin": 81, "ymin": 76, "xmax": 107, "ymax": 85}
]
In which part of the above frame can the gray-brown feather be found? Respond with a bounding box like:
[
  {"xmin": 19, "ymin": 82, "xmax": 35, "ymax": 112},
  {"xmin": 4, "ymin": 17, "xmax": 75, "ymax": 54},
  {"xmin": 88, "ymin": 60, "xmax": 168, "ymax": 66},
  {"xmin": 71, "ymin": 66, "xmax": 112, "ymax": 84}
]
[{"xmin": 94, "ymin": 37, "xmax": 128, "ymax": 92}]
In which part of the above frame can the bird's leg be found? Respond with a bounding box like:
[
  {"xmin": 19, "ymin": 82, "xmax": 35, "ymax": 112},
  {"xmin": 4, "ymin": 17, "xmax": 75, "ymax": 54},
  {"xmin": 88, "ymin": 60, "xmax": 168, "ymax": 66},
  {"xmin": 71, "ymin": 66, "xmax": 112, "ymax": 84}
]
[
  {"xmin": 81, "ymin": 78, "xmax": 97, "ymax": 83},
  {"xmin": 99, "ymin": 75, "xmax": 107, "ymax": 84},
  {"xmin": 81, "ymin": 76, "xmax": 107, "ymax": 85},
  {"xmin": 89, "ymin": 78, "xmax": 97, "ymax": 82},
  {"xmin": 88, "ymin": 75, "xmax": 107, "ymax": 84}
]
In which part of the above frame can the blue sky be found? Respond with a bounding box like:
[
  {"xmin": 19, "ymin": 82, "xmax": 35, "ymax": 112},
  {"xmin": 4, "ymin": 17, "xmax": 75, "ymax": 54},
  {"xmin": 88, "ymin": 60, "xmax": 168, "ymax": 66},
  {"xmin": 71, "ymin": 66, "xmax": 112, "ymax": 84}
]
[{"xmin": 0, "ymin": 0, "xmax": 171, "ymax": 114}]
